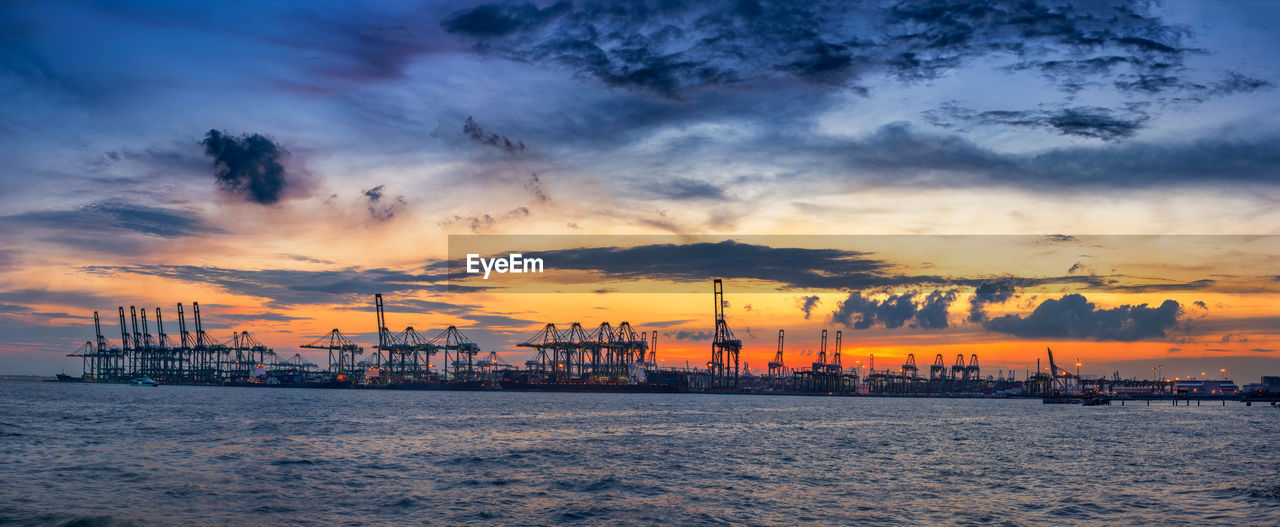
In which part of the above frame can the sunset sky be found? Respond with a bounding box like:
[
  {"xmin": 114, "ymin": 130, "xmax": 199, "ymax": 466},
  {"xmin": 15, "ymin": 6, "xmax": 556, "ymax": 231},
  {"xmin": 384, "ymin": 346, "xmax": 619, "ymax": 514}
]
[{"xmin": 1, "ymin": 1, "xmax": 1277, "ymax": 379}]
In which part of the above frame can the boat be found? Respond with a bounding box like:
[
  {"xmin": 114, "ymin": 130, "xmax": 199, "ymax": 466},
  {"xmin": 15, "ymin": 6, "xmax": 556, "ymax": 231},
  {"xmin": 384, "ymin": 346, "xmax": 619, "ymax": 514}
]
[
  {"xmin": 1081, "ymin": 395, "xmax": 1111, "ymax": 406},
  {"xmin": 129, "ymin": 377, "xmax": 160, "ymax": 387},
  {"xmin": 52, "ymin": 372, "xmax": 85, "ymax": 383}
]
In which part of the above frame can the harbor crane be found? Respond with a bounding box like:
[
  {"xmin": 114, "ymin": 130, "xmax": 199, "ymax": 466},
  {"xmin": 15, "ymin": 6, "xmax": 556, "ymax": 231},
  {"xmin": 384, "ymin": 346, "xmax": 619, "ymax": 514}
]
[
  {"xmin": 902, "ymin": 353, "xmax": 918, "ymax": 377},
  {"xmin": 768, "ymin": 330, "xmax": 785, "ymax": 377},
  {"xmin": 1046, "ymin": 347, "xmax": 1071, "ymax": 392},
  {"xmin": 813, "ymin": 329, "xmax": 828, "ymax": 372},
  {"xmin": 708, "ymin": 279, "xmax": 742, "ymax": 390},
  {"xmin": 930, "ymin": 353, "xmax": 947, "ymax": 380},
  {"xmin": 829, "ymin": 331, "xmax": 843, "ymax": 374},
  {"xmin": 301, "ymin": 329, "xmax": 363, "ymax": 377}
]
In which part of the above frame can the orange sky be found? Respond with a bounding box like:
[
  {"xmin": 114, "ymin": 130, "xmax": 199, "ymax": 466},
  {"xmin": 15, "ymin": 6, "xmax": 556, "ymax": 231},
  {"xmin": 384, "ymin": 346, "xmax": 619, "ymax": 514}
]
[{"xmin": 4, "ymin": 235, "xmax": 1275, "ymax": 380}]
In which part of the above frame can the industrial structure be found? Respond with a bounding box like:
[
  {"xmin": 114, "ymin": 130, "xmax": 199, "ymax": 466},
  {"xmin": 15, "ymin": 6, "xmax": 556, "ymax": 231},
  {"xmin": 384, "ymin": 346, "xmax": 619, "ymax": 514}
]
[
  {"xmin": 707, "ymin": 278, "xmax": 742, "ymax": 390},
  {"xmin": 64, "ymin": 278, "xmax": 1235, "ymax": 402}
]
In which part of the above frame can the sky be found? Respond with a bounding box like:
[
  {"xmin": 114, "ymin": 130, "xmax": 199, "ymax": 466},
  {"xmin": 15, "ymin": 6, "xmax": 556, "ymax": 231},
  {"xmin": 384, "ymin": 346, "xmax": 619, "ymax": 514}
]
[{"xmin": 1, "ymin": 0, "xmax": 1277, "ymax": 379}]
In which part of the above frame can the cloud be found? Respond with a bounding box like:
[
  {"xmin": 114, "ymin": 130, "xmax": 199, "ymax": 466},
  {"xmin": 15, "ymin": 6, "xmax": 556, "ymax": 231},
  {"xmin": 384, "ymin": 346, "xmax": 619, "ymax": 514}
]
[
  {"xmin": 516, "ymin": 240, "xmax": 890, "ymax": 289},
  {"xmin": 0, "ymin": 288, "xmax": 116, "ymax": 311},
  {"xmin": 1193, "ymin": 301, "xmax": 1207, "ymax": 310},
  {"xmin": 640, "ymin": 319, "xmax": 694, "ymax": 329},
  {"xmin": 925, "ymin": 103, "xmax": 1150, "ymax": 141},
  {"xmin": 452, "ymin": 240, "xmax": 1239, "ymax": 297},
  {"xmin": 200, "ymin": 129, "xmax": 290, "ymax": 205},
  {"xmin": 79, "ymin": 265, "xmax": 449, "ymax": 307},
  {"xmin": 1103, "ymin": 279, "xmax": 1215, "ymax": 293},
  {"xmin": 463, "ymin": 116, "xmax": 526, "ymax": 154},
  {"xmin": 459, "ymin": 313, "xmax": 541, "ymax": 328},
  {"xmin": 1067, "ymin": 261, "xmax": 1094, "ymax": 275},
  {"xmin": 282, "ymin": 254, "xmax": 336, "ymax": 265},
  {"xmin": 441, "ymin": 0, "xmax": 1213, "ymax": 103},
  {"xmin": 0, "ymin": 201, "xmax": 223, "ymax": 239},
  {"xmin": 831, "ymin": 289, "xmax": 957, "ymax": 330},
  {"xmin": 967, "ymin": 278, "xmax": 1017, "ymax": 322},
  {"xmin": 363, "ymin": 185, "xmax": 406, "ymax": 222},
  {"xmin": 442, "ymin": 1, "xmax": 571, "ymax": 38},
  {"xmin": 806, "ymin": 122, "xmax": 1280, "ymax": 188},
  {"xmin": 984, "ymin": 293, "xmax": 1181, "ymax": 341},
  {"xmin": 492, "ymin": 240, "xmax": 1120, "ymax": 292},
  {"xmin": 440, "ymin": 206, "xmax": 530, "ymax": 233},
  {"xmin": 209, "ymin": 312, "xmax": 310, "ymax": 323},
  {"xmin": 799, "ymin": 295, "xmax": 820, "ymax": 319},
  {"xmin": 663, "ymin": 330, "xmax": 713, "ymax": 341},
  {"xmin": 1209, "ymin": 71, "xmax": 1274, "ymax": 96},
  {"xmin": 526, "ymin": 172, "xmax": 549, "ymax": 203},
  {"xmin": 650, "ymin": 178, "xmax": 727, "ymax": 201},
  {"xmin": 915, "ymin": 289, "xmax": 957, "ymax": 329}
]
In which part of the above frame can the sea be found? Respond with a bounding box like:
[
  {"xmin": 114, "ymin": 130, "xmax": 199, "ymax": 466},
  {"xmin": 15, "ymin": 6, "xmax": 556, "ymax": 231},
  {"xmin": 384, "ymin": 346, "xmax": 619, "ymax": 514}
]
[{"xmin": 2, "ymin": 381, "xmax": 1278, "ymax": 526}]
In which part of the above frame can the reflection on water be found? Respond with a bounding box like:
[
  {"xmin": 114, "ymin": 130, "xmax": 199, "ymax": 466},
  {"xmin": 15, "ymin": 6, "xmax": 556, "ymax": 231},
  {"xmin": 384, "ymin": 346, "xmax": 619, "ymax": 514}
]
[{"xmin": 1, "ymin": 382, "xmax": 1278, "ymax": 525}]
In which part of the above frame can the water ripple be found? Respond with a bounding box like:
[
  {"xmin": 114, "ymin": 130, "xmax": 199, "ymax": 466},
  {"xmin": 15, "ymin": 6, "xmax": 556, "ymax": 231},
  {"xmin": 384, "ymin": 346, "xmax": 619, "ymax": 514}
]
[{"xmin": 0, "ymin": 382, "xmax": 1277, "ymax": 524}]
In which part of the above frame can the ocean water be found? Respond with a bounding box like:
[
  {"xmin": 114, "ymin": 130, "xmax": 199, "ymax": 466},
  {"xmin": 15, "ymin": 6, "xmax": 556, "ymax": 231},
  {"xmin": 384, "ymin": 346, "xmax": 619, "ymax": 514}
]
[{"xmin": 1, "ymin": 382, "xmax": 1278, "ymax": 526}]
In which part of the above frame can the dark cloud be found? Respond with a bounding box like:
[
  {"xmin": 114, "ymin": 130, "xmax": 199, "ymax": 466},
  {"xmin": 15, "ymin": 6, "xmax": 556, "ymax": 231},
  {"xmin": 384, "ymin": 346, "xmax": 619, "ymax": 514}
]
[
  {"xmin": 805, "ymin": 122, "xmax": 1280, "ymax": 188},
  {"xmin": 1209, "ymin": 71, "xmax": 1273, "ymax": 96},
  {"xmin": 442, "ymin": 1, "xmax": 571, "ymax": 38},
  {"xmin": 441, "ymin": 0, "xmax": 1212, "ymax": 103},
  {"xmin": 499, "ymin": 240, "xmax": 1111, "ymax": 292},
  {"xmin": 200, "ymin": 129, "xmax": 289, "ymax": 205},
  {"xmin": 0, "ymin": 288, "xmax": 115, "ymax": 310},
  {"xmin": 526, "ymin": 172, "xmax": 549, "ymax": 203},
  {"xmin": 0, "ymin": 201, "xmax": 223, "ymax": 239},
  {"xmin": 1103, "ymin": 279, "xmax": 1214, "ymax": 293},
  {"xmin": 1193, "ymin": 300, "xmax": 1207, "ymax": 310},
  {"xmin": 363, "ymin": 185, "xmax": 406, "ymax": 222},
  {"xmin": 519, "ymin": 240, "xmax": 888, "ymax": 289},
  {"xmin": 345, "ymin": 297, "xmax": 478, "ymax": 315},
  {"xmin": 640, "ymin": 319, "xmax": 695, "ymax": 329},
  {"xmin": 1067, "ymin": 261, "xmax": 1094, "ymax": 275},
  {"xmin": 984, "ymin": 293, "xmax": 1181, "ymax": 341},
  {"xmin": 79, "ymin": 265, "xmax": 449, "ymax": 307},
  {"xmin": 463, "ymin": 116, "xmax": 526, "ymax": 154},
  {"xmin": 440, "ymin": 206, "xmax": 530, "ymax": 233},
  {"xmin": 831, "ymin": 290, "xmax": 956, "ymax": 330},
  {"xmin": 1044, "ymin": 107, "xmax": 1148, "ymax": 141},
  {"xmin": 208, "ymin": 312, "xmax": 310, "ymax": 323},
  {"xmin": 968, "ymin": 278, "xmax": 1017, "ymax": 322},
  {"xmin": 664, "ymin": 330, "xmax": 714, "ymax": 341},
  {"xmin": 651, "ymin": 178, "xmax": 727, "ymax": 201},
  {"xmin": 799, "ymin": 295, "xmax": 820, "ymax": 319},
  {"xmin": 915, "ymin": 289, "xmax": 957, "ymax": 329},
  {"xmin": 925, "ymin": 103, "xmax": 1150, "ymax": 141},
  {"xmin": 282, "ymin": 254, "xmax": 336, "ymax": 265},
  {"xmin": 460, "ymin": 313, "xmax": 541, "ymax": 328}
]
